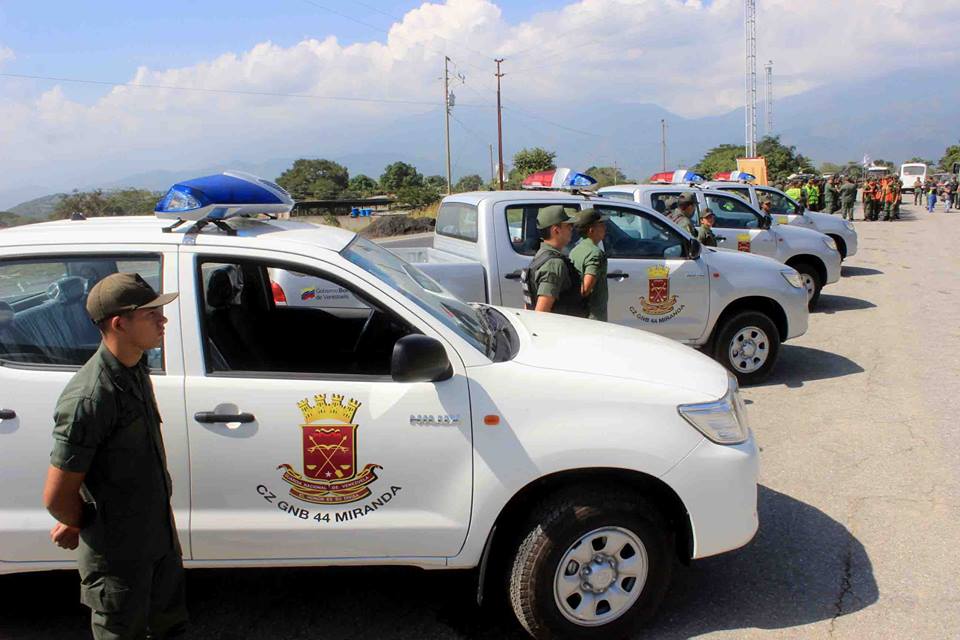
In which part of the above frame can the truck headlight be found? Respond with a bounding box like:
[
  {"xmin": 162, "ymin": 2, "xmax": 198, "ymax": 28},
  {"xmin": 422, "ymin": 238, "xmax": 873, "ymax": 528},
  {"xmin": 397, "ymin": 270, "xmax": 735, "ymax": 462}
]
[
  {"xmin": 678, "ymin": 376, "xmax": 750, "ymax": 445},
  {"xmin": 823, "ymin": 236, "xmax": 838, "ymax": 251},
  {"xmin": 843, "ymin": 221, "xmax": 855, "ymax": 232},
  {"xmin": 780, "ymin": 269, "xmax": 804, "ymax": 289}
]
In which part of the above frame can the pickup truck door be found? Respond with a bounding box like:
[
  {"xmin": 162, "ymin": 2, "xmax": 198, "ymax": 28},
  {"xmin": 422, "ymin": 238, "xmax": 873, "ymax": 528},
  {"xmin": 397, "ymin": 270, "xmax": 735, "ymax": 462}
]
[
  {"xmin": 178, "ymin": 247, "xmax": 473, "ymax": 560},
  {"xmin": 0, "ymin": 248, "xmax": 188, "ymax": 563},
  {"xmin": 591, "ymin": 203, "xmax": 710, "ymax": 341},
  {"xmin": 700, "ymin": 192, "xmax": 778, "ymax": 259},
  {"xmin": 755, "ymin": 187, "xmax": 816, "ymax": 229},
  {"xmin": 493, "ymin": 200, "xmax": 583, "ymax": 309}
]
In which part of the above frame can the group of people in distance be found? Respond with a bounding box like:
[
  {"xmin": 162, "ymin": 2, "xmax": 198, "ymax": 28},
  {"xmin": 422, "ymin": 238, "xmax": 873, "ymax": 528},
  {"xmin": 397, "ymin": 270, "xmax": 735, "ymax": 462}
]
[{"xmin": 913, "ymin": 176, "xmax": 959, "ymax": 213}]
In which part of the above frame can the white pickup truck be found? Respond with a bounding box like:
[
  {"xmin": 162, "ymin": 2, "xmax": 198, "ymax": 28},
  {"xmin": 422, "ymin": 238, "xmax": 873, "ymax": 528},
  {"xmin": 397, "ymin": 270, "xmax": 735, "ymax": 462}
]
[
  {"xmin": 597, "ymin": 184, "xmax": 842, "ymax": 307},
  {"xmin": 0, "ymin": 203, "xmax": 759, "ymax": 639},
  {"xmin": 389, "ymin": 190, "xmax": 808, "ymax": 384},
  {"xmin": 700, "ymin": 181, "xmax": 858, "ymax": 260}
]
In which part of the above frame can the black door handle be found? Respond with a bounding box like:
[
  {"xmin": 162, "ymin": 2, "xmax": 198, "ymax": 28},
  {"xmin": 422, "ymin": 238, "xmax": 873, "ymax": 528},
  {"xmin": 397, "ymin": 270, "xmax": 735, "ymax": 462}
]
[
  {"xmin": 607, "ymin": 272, "xmax": 630, "ymax": 279},
  {"xmin": 504, "ymin": 270, "xmax": 522, "ymax": 280},
  {"xmin": 0, "ymin": 409, "xmax": 15, "ymax": 420},
  {"xmin": 194, "ymin": 411, "xmax": 255, "ymax": 424}
]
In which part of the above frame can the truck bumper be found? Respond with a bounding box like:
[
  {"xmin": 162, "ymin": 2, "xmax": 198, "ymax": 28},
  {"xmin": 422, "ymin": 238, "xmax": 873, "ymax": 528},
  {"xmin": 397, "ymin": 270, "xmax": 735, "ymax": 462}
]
[
  {"xmin": 784, "ymin": 284, "xmax": 809, "ymax": 340},
  {"xmin": 842, "ymin": 228, "xmax": 858, "ymax": 258},
  {"xmin": 661, "ymin": 431, "xmax": 760, "ymax": 559},
  {"xmin": 824, "ymin": 249, "xmax": 841, "ymax": 285}
]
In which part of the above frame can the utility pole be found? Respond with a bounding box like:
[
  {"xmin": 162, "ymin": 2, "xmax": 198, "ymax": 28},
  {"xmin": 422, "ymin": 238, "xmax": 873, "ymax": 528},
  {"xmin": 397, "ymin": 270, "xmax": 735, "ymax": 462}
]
[
  {"xmin": 660, "ymin": 119, "xmax": 668, "ymax": 171},
  {"xmin": 744, "ymin": 0, "xmax": 758, "ymax": 157},
  {"xmin": 443, "ymin": 56, "xmax": 453, "ymax": 195},
  {"xmin": 488, "ymin": 144, "xmax": 495, "ymax": 185},
  {"xmin": 764, "ymin": 60, "xmax": 774, "ymax": 135},
  {"xmin": 495, "ymin": 58, "xmax": 505, "ymax": 190}
]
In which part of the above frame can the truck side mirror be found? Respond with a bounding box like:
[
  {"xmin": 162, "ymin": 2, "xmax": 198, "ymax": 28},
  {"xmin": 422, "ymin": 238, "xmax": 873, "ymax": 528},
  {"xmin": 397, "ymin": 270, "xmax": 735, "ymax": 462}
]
[
  {"xmin": 761, "ymin": 214, "xmax": 773, "ymax": 230},
  {"xmin": 392, "ymin": 335, "xmax": 453, "ymax": 383},
  {"xmin": 687, "ymin": 238, "xmax": 702, "ymax": 259}
]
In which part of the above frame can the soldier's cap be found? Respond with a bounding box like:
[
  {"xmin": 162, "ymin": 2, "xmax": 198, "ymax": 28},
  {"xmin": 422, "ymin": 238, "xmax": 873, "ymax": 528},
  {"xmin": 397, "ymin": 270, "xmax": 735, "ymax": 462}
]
[
  {"xmin": 536, "ymin": 205, "xmax": 578, "ymax": 229},
  {"xmin": 702, "ymin": 208, "xmax": 716, "ymax": 219},
  {"xmin": 677, "ymin": 193, "xmax": 697, "ymax": 207},
  {"xmin": 86, "ymin": 272, "xmax": 178, "ymax": 324},
  {"xmin": 574, "ymin": 207, "xmax": 609, "ymax": 228}
]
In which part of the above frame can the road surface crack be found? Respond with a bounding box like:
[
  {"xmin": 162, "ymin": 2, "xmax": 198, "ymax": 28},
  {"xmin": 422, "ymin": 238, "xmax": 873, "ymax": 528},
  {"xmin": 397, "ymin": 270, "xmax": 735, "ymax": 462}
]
[{"xmin": 828, "ymin": 547, "xmax": 854, "ymax": 636}]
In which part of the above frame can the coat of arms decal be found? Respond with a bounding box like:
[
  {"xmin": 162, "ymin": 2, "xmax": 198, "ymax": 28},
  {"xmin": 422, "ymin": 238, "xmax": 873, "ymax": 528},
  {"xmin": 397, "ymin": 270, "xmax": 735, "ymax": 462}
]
[{"xmin": 277, "ymin": 394, "xmax": 382, "ymax": 505}]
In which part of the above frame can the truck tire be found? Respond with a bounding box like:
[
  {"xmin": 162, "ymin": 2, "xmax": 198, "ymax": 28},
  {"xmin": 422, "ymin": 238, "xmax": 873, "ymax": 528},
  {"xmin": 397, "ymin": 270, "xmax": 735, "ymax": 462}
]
[
  {"xmin": 508, "ymin": 488, "xmax": 673, "ymax": 639},
  {"xmin": 791, "ymin": 261, "xmax": 822, "ymax": 309},
  {"xmin": 713, "ymin": 310, "xmax": 780, "ymax": 386}
]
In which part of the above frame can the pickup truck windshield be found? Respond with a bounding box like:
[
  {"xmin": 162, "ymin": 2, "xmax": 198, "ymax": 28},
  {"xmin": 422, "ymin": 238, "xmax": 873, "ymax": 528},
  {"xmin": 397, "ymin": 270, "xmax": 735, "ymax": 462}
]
[{"xmin": 342, "ymin": 236, "xmax": 489, "ymax": 354}]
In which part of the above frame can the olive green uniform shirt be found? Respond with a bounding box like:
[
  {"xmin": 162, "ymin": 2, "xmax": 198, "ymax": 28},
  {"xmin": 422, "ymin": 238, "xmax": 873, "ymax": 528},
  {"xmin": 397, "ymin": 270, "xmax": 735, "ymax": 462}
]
[
  {"xmin": 569, "ymin": 237, "xmax": 608, "ymax": 321},
  {"xmin": 839, "ymin": 182, "xmax": 857, "ymax": 206},
  {"xmin": 697, "ymin": 224, "xmax": 718, "ymax": 247},
  {"xmin": 532, "ymin": 244, "xmax": 573, "ymax": 301},
  {"xmin": 52, "ymin": 344, "xmax": 178, "ymax": 570}
]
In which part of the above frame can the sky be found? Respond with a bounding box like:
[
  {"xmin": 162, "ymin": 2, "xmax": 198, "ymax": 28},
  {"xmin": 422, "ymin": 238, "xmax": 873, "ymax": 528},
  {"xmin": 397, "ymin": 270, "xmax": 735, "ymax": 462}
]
[{"xmin": 0, "ymin": 0, "xmax": 957, "ymax": 200}]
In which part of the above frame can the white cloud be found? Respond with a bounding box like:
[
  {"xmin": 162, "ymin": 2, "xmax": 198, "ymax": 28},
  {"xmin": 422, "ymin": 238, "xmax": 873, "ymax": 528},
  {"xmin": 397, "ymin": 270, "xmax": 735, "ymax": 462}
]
[{"xmin": 0, "ymin": 0, "xmax": 957, "ymax": 192}]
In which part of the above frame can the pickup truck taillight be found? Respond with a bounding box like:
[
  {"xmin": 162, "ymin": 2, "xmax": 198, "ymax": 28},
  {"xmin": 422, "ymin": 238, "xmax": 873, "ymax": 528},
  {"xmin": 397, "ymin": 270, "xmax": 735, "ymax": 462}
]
[{"xmin": 271, "ymin": 281, "xmax": 287, "ymax": 304}]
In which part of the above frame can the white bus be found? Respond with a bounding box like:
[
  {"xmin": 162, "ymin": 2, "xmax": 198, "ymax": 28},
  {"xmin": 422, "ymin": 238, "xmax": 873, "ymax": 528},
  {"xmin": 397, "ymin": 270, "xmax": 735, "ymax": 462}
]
[
  {"xmin": 899, "ymin": 163, "xmax": 928, "ymax": 192},
  {"xmin": 866, "ymin": 165, "xmax": 892, "ymax": 179}
]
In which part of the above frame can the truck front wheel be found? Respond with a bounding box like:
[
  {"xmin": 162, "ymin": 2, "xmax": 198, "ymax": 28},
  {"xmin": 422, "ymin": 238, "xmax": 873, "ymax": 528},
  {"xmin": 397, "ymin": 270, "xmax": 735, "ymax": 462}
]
[
  {"xmin": 713, "ymin": 310, "xmax": 780, "ymax": 385},
  {"xmin": 508, "ymin": 488, "xmax": 673, "ymax": 639}
]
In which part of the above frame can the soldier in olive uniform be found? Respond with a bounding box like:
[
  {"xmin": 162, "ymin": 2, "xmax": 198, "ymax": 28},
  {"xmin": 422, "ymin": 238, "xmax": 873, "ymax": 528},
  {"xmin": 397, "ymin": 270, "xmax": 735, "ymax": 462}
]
[
  {"xmin": 569, "ymin": 208, "xmax": 610, "ymax": 321},
  {"xmin": 43, "ymin": 273, "xmax": 187, "ymax": 640},
  {"xmin": 670, "ymin": 193, "xmax": 698, "ymax": 236},
  {"xmin": 697, "ymin": 209, "xmax": 718, "ymax": 247},
  {"xmin": 522, "ymin": 205, "xmax": 587, "ymax": 317},
  {"xmin": 839, "ymin": 177, "xmax": 857, "ymax": 221}
]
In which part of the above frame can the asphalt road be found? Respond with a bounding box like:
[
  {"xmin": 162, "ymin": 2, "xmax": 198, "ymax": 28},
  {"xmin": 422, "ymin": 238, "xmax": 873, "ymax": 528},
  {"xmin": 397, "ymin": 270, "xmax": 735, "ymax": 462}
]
[{"xmin": 2, "ymin": 201, "xmax": 958, "ymax": 639}]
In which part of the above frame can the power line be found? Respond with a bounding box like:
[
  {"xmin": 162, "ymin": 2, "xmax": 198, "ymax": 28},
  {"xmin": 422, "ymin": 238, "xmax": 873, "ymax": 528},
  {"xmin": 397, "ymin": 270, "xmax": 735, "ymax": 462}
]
[{"xmin": 0, "ymin": 72, "xmax": 495, "ymax": 108}]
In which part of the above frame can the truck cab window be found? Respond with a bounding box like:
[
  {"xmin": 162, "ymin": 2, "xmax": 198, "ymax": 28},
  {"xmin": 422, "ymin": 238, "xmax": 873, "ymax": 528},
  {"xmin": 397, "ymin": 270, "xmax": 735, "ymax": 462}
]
[
  {"xmin": 505, "ymin": 203, "xmax": 581, "ymax": 256},
  {"xmin": 592, "ymin": 205, "xmax": 686, "ymax": 259},
  {"xmin": 0, "ymin": 255, "xmax": 163, "ymax": 368},
  {"xmin": 199, "ymin": 259, "xmax": 413, "ymax": 377},
  {"xmin": 704, "ymin": 194, "xmax": 761, "ymax": 229}
]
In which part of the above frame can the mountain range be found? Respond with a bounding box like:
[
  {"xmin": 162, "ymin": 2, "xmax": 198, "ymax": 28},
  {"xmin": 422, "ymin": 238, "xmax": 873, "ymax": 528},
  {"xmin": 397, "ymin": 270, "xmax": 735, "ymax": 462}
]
[{"xmin": 2, "ymin": 67, "xmax": 955, "ymax": 214}]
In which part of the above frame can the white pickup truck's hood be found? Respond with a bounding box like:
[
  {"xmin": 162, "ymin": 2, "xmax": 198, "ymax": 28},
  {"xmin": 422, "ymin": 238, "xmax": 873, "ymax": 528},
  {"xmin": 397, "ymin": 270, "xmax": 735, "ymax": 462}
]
[
  {"xmin": 805, "ymin": 211, "xmax": 850, "ymax": 232},
  {"xmin": 504, "ymin": 309, "xmax": 728, "ymax": 399},
  {"xmin": 775, "ymin": 222, "xmax": 831, "ymax": 247}
]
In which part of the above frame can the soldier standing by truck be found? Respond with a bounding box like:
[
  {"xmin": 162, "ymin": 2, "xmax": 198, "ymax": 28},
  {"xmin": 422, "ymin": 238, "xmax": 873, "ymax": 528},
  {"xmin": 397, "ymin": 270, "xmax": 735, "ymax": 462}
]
[
  {"xmin": 521, "ymin": 205, "xmax": 587, "ymax": 317},
  {"xmin": 43, "ymin": 273, "xmax": 187, "ymax": 640},
  {"xmin": 569, "ymin": 208, "xmax": 610, "ymax": 321}
]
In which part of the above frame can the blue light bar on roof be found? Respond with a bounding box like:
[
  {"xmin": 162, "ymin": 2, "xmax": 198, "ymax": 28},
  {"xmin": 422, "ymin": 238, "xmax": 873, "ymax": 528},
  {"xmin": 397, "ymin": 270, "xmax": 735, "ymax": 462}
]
[{"xmin": 155, "ymin": 171, "xmax": 294, "ymax": 221}]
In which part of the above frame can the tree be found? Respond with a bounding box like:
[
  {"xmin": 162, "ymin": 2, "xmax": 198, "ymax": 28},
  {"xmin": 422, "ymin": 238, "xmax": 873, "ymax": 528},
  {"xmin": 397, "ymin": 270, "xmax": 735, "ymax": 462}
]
[
  {"xmin": 453, "ymin": 174, "xmax": 484, "ymax": 192},
  {"xmin": 872, "ymin": 159, "xmax": 895, "ymax": 168},
  {"xmin": 819, "ymin": 162, "xmax": 843, "ymax": 175},
  {"xmin": 694, "ymin": 144, "xmax": 744, "ymax": 177},
  {"xmin": 424, "ymin": 175, "xmax": 447, "ymax": 190},
  {"xmin": 0, "ymin": 211, "xmax": 24, "ymax": 228},
  {"xmin": 276, "ymin": 159, "xmax": 350, "ymax": 200},
  {"xmin": 508, "ymin": 147, "xmax": 556, "ymax": 183},
  {"xmin": 585, "ymin": 166, "xmax": 627, "ymax": 188},
  {"xmin": 347, "ymin": 174, "xmax": 379, "ymax": 197},
  {"xmin": 380, "ymin": 162, "xmax": 424, "ymax": 192},
  {"xmin": 841, "ymin": 162, "xmax": 865, "ymax": 179},
  {"xmin": 395, "ymin": 185, "xmax": 441, "ymax": 209},
  {"xmin": 50, "ymin": 188, "xmax": 162, "ymax": 220},
  {"xmin": 905, "ymin": 157, "xmax": 934, "ymax": 166},
  {"xmin": 937, "ymin": 142, "xmax": 960, "ymax": 173},
  {"xmin": 52, "ymin": 189, "xmax": 123, "ymax": 219}
]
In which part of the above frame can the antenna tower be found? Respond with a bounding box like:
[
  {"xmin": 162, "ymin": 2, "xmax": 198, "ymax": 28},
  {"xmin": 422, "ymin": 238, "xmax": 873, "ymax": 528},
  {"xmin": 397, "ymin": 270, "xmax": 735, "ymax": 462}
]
[
  {"xmin": 764, "ymin": 60, "xmax": 774, "ymax": 135},
  {"xmin": 744, "ymin": 0, "xmax": 758, "ymax": 157}
]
